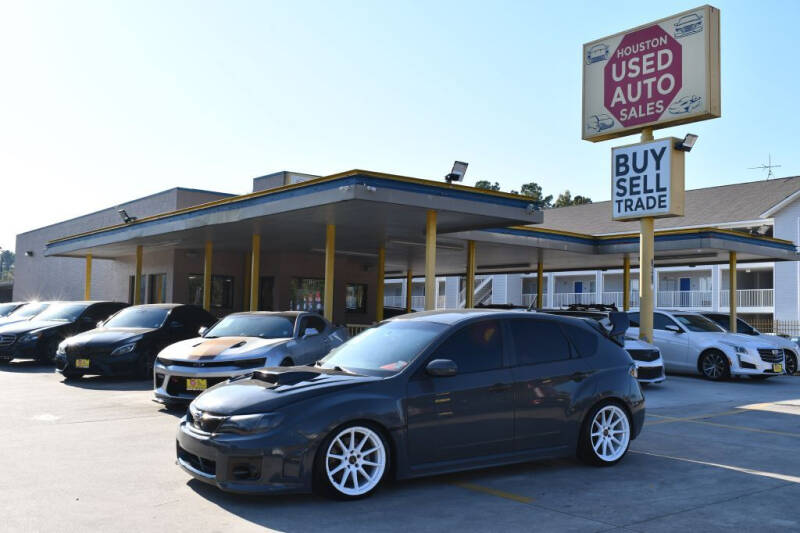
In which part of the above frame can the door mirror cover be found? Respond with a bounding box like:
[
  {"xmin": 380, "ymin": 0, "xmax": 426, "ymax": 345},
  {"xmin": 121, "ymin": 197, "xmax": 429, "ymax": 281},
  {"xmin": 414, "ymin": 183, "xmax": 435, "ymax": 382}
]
[
  {"xmin": 198, "ymin": 326, "xmax": 208, "ymax": 337},
  {"xmin": 96, "ymin": 321, "xmax": 105, "ymax": 329},
  {"xmin": 664, "ymin": 325, "xmax": 682, "ymax": 333},
  {"xmin": 426, "ymin": 358, "xmax": 458, "ymax": 377},
  {"xmin": 303, "ymin": 327, "xmax": 320, "ymax": 338}
]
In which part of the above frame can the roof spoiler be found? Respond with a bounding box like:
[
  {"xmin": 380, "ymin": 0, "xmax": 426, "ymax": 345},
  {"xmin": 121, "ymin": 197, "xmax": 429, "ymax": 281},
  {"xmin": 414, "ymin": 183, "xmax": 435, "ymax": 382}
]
[{"xmin": 608, "ymin": 312, "xmax": 629, "ymax": 347}]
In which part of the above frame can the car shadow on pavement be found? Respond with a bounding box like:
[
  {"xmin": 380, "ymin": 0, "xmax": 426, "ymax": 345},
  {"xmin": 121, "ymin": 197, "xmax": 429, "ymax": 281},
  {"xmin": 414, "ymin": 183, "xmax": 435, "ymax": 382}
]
[
  {"xmin": 59, "ymin": 374, "xmax": 152, "ymax": 392},
  {"xmin": 0, "ymin": 359, "xmax": 57, "ymax": 374}
]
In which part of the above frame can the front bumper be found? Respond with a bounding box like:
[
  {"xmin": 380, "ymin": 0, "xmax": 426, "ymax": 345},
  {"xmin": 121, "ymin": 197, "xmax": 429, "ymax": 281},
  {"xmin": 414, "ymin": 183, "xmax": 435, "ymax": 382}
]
[
  {"xmin": 634, "ymin": 360, "xmax": 666, "ymax": 383},
  {"xmin": 153, "ymin": 361, "xmax": 261, "ymax": 403},
  {"xmin": 55, "ymin": 350, "xmax": 142, "ymax": 376},
  {"xmin": 729, "ymin": 351, "xmax": 785, "ymax": 376},
  {"xmin": 175, "ymin": 417, "xmax": 309, "ymax": 494}
]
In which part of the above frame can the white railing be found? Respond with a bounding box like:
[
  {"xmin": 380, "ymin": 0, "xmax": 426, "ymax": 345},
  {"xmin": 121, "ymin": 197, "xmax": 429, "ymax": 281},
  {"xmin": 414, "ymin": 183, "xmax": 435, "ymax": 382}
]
[
  {"xmin": 346, "ymin": 323, "xmax": 372, "ymax": 337},
  {"xmin": 411, "ymin": 295, "xmax": 426, "ymax": 309},
  {"xmin": 384, "ymin": 295, "xmax": 404, "ymax": 307},
  {"xmin": 720, "ymin": 289, "xmax": 774, "ymax": 309},
  {"xmin": 437, "ymin": 294, "xmax": 446, "ymax": 309},
  {"xmin": 601, "ymin": 291, "xmax": 640, "ymax": 308},
  {"xmin": 656, "ymin": 290, "xmax": 713, "ymax": 308},
  {"xmin": 553, "ymin": 292, "xmax": 597, "ymax": 307}
]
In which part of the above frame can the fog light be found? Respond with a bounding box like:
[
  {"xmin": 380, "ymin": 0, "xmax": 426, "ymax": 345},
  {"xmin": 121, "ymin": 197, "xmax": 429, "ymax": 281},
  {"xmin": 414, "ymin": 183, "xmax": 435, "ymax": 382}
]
[{"xmin": 629, "ymin": 365, "xmax": 638, "ymax": 379}]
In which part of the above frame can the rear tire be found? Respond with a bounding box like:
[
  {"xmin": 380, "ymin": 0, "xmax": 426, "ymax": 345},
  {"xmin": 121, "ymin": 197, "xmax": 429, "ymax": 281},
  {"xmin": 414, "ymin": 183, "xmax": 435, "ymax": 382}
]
[
  {"xmin": 314, "ymin": 423, "xmax": 389, "ymax": 500},
  {"xmin": 699, "ymin": 350, "xmax": 730, "ymax": 381},
  {"xmin": 577, "ymin": 402, "xmax": 631, "ymax": 467}
]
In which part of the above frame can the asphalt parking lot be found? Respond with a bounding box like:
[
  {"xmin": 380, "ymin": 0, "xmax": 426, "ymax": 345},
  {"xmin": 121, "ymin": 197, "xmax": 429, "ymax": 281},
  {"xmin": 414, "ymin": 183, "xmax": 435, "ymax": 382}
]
[{"xmin": 3, "ymin": 363, "xmax": 800, "ymax": 533}]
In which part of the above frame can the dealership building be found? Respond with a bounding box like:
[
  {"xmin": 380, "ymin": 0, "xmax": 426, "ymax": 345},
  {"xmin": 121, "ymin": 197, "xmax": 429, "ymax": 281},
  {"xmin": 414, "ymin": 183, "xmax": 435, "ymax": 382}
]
[{"xmin": 12, "ymin": 170, "xmax": 800, "ymax": 329}]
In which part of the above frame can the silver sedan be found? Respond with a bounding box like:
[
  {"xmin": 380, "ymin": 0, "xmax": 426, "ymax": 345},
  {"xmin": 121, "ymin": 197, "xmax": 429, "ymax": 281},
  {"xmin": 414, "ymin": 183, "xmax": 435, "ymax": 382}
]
[{"xmin": 153, "ymin": 311, "xmax": 348, "ymax": 403}]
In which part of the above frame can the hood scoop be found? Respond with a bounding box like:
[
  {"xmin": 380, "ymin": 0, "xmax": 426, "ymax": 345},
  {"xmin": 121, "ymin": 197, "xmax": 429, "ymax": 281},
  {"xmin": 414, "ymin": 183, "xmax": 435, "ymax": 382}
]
[{"xmin": 252, "ymin": 369, "xmax": 321, "ymax": 387}]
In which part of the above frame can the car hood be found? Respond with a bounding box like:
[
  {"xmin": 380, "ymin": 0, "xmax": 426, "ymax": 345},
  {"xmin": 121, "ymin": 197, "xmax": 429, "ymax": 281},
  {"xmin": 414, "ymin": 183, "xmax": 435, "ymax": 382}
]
[
  {"xmin": 64, "ymin": 327, "xmax": 156, "ymax": 348},
  {"xmin": 159, "ymin": 336, "xmax": 291, "ymax": 362},
  {"xmin": 694, "ymin": 332, "xmax": 772, "ymax": 349},
  {"xmin": 624, "ymin": 337, "xmax": 657, "ymax": 350},
  {"xmin": 0, "ymin": 320, "xmax": 67, "ymax": 336},
  {"xmin": 193, "ymin": 367, "xmax": 381, "ymax": 415},
  {"xmin": 727, "ymin": 332, "xmax": 797, "ymax": 350}
]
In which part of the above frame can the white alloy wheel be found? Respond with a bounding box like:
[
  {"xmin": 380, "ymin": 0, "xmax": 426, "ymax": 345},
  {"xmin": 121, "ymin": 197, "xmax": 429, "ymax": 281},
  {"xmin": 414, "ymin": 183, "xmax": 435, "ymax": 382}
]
[
  {"xmin": 589, "ymin": 405, "xmax": 631, "ymax": 463},
  {"xmin": 324, "ymin": 426, "xmax": 387, "ymax": 497}
]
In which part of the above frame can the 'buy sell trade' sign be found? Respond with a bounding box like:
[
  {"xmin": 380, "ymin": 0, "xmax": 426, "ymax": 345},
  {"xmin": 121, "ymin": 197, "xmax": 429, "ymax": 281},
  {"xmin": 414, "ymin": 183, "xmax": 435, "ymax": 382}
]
[
  {"xmin": 611, "ymin": 138, "xmax": 684, "ymax": 220},
  {"xmin": 583, "ymin": 5, "xmax": 720, "ymax": 142}
]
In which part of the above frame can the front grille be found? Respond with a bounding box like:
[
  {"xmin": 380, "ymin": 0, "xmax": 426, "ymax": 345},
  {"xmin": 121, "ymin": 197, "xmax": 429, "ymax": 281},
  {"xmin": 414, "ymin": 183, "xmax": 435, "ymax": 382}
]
[
  {"xmin": 167, "ymin": 376, "xmax": 229, "ymax": 397},
  {"xmin": 0, "ymin": 335, "xmax": 16, "ymax": 348},
  {"xmin": 758, "ymin": 348, "xmax": 783, "ymax": 363},
  {"xmin": 65, "ymin": 344, "xmax": 112, "ymax": 357},
  {"xmin": 177, "ymin": 444, "xmax": 216, "ymax": 476},
  {"xmin": 628, "ymin": 349, "xmax": 660, "ymax": 362},
  {"xmin": 159, "ymin": 357, "xmax": 265, "ymax": 369},
  {"xmin": 637, "ymin": 366, "xmax": 664, "ymax": 380}
]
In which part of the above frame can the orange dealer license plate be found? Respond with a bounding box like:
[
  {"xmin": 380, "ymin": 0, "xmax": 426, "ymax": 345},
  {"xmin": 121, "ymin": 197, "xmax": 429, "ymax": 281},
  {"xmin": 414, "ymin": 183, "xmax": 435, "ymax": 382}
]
[{"xmin": 186, "ymin": 378, "xmax": 208, "ymax": 391}]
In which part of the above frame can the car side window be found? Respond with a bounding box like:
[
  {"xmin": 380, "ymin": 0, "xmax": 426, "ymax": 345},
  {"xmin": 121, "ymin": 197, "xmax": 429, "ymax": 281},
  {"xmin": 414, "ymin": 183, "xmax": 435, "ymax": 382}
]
[
  {"xmin": 304, "ymin": 315, "xmax": 326, "ymax": 334},
  {"xmin": 560, "ymin": 322, "xmax": 598, "ymax": 358},
  {"xmin": 430, "ymin": 320, "xmax": 503, "ymax": 374},
  {"xmin": 653, "ymin": 313, "xmax": 679, "ymax": 331},
  {"xmin": 508, "ymin": 319, "xmax": 572, "ymax": 365}
]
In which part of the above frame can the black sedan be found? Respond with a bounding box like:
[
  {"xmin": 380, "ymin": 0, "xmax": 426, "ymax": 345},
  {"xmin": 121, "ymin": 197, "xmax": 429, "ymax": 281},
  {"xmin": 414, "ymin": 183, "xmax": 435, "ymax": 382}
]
[
  {"xmin": 177, "ymin": 309, "xmax": 645, "ymax": 499},
  {"xmin": 0, "ymin": 301, "xmax": 127, "ymax": 363},
  {"xmin": 56, "ymin": 304, "xmax": 216, "ymax": 379}
]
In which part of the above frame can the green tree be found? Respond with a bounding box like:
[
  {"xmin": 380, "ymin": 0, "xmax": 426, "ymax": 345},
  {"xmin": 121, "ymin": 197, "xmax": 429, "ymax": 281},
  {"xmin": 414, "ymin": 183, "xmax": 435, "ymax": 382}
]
[
  {"xmin": 572, "ymin": 195, "xmax": 592, "ymax": 205},
  {"xmin": 554, "ymin": 190, "xmax": 592, "ymax": 207},
  {"xmin": 0, "ymin": 250, "xmax": 13, "ymax": 280},
  {"xmin": 518, "ymin": 181, "xmax": 553, "ymax": 208},
  {"xmin": 474, "ymin": 180, "xmax": 501, "ymax": 191}
]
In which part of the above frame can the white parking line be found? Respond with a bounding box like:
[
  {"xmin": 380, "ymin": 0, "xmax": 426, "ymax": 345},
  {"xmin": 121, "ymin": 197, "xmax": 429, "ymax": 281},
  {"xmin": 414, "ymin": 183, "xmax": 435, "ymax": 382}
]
[{"xmin": 631, "ymin": 450, "xmax": 800, "ymax": 484}]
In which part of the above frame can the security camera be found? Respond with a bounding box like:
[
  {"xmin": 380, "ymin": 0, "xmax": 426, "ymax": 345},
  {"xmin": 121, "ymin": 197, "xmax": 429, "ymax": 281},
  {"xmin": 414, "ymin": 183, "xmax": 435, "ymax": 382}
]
[{"xmin": 118, "ymin": 209, "xmax": 137, "ymax": 224}]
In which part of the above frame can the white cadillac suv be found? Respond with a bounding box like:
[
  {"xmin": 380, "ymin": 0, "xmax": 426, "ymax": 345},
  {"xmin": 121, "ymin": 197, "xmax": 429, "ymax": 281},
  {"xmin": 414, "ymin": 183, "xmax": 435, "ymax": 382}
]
[{"xmin": 627, "ymin": 310, "xmax": 785, "ymax": 381}]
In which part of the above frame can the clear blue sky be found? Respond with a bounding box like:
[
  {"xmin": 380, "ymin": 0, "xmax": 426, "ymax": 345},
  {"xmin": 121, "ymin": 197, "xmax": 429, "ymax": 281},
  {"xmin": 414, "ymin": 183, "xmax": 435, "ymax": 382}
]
[{"xmin": 1, "ymin": 0, "xmax": 797, "ymax": 252}]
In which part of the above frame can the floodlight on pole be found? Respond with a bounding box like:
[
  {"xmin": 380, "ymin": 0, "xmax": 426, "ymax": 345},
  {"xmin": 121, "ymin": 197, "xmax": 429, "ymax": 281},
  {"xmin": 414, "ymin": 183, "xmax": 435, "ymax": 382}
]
[
  {"xmin": 445, "ymin": 161, "xmax": 468, "ymax": 183},
  {"xmin": 675, "ymin": 133, "xmax": 699, "ymax": 152}
]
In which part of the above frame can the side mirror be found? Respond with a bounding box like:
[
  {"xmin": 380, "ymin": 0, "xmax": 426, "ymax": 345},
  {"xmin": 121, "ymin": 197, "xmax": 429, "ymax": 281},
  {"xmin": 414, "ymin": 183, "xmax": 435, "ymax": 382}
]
[
  {"xmin": 96, "ymin": 321, "xmax": 105, "ymax": 329},
  {"xmin": 426, "ymin": 359, "xmax": 458, "ymax": 377},
  {"xmin": 665, "ymin": 325, "xmax": 683, "ymax": 334},
  {"xmin": 198, "ymin": 326, "xmax": 208, "ymax": 337},
  {"xmin": 303, "ymin": 327, "xmax": 319, "ymax": 338}
]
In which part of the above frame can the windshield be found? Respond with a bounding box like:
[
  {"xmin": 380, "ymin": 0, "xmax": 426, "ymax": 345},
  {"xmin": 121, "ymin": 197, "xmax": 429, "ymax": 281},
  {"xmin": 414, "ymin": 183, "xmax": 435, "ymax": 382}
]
[
  {"xmin": 0, "ymin": 303, "xmax": 19, "ymax": 317},
  {"xmin": 104, "ymin": 307, "xmax": 169, "ymax": 329},
  {"xmin": 320, "ymin": 320, "xmax": 447, "ymax": 376},
  {"xmin": 705, "ymin": 314, "xmax": 759, "ymax": 335},
  {"xmin": 674, "ymin": 314, "xmax": 724, "ymax": 333},
  {"xmin": 34, "ymin": 303, "xmax": 90, "ymax": 322},
  {"xmin": 8, "ymin": 302, "xmax": 50, "ymax": 320},
  {"xmin": 205, "ymin": 315, "xmax": 295, "ymax": 339}
]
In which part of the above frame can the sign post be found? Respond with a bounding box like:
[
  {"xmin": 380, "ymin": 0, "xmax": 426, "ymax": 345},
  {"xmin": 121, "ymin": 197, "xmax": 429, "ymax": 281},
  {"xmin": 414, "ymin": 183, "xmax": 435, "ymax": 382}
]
[{"xmin": 582, "ymin": 5, "xmax": 719, "ymax": 344}]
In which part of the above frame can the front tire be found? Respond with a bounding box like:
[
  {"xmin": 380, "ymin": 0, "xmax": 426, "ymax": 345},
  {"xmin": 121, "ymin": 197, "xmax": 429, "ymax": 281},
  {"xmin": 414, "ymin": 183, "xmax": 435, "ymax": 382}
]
[
  {"xmin": 699, "ymin": 350, "xmax": 730, "ymax": 381},
  {"xmin": 314, "ymin": 424, "xmax": 389, "ymax": 500},
  {"xmin": 577, "ymin": 402, "xmax": 631, "ymax": 467}
]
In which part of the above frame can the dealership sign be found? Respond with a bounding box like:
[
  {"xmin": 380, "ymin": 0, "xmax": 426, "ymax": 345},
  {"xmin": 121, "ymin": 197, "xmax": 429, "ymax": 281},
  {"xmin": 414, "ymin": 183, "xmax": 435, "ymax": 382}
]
[
  {"xmin": 583, "ymin": 5, "xmax": 720, "ymax": 141},
  {"xmin": 612, "ymin": 138, "xmax": 684, "ymax": 220}
]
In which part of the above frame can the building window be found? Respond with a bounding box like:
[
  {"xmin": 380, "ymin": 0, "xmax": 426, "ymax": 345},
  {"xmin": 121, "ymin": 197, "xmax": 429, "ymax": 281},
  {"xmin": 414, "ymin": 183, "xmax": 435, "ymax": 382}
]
[
  {"xmin": 148, "ymin": 273, "xmax": 167, "ymax": 303},
  {"xmin": 346, "ymin": 283, "xmax": 368, "ymax": 313},
  {"xmin": 289, "ymin": 278, "xmax": 324, "ymax": 313},
  {"xmin": 187, "ymin": 274, "xmax": 234, "ymax": 308}
]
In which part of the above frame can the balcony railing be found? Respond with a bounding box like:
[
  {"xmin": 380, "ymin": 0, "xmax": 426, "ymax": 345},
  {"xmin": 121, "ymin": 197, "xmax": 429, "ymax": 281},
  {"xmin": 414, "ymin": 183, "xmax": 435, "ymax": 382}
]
[
  {"xmin": 656, "ymin": 290, "xmax": 713, "ymax": 308},
  {"xmin": 383, "ymin": 295, "xmax": 404, "ymax": 307},
  {"xmin": 522, "ymin": 294, "xmax": 538, "ymax": 308},
  {"xmin": 384, "ymin": 295, "xmax": 446, "ymax": 310},
  {"xmin": 553, "ymin": 292, "xmax": 597, "ymax": 307},
  {"xmin": 720, "ymin": 289, "xmax": 774, "ymax": 308},
  {"xmin": 601, "ymin": 291, "xmax": 640, "ymax": 308}
]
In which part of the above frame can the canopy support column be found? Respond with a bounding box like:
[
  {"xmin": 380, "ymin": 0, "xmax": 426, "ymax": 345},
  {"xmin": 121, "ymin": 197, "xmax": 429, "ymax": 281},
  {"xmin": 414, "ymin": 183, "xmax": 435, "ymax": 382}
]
[
  {"xmin": 376, "ymin": 247, "xmax": 385, "ymax": 322},
  {"xmin": 203, "ymin": 241, "xmax": 213, "ymax": 311},
  {"xmin": 134, "ymin": 245, "xmax": 143, "ymax": 305},
  {"xmin": 536, "ymin": 260, "xmax": 544, "ymax": 310},
  {"xmin": 729, "ymin": 251, "xmax": 737, "ymax": 333},
  {"xmin": 84, "ymin": 254, "xmax": 92, "ymax": 300},
  {"xmin": 250, "ymin": 234, "xmax": 261, "ymax": 311},
  {"xmin": 425, "ymin": 210, "xmax": 437, "ymax": 311},
  {"xmin": 324, "ymin": 224, "xmax": 335, "ymax": 322},
  {"xmin": 465, "ymin": 241, "xmax": 476, "ymax": 308},
  {"xmin": 405, "ymin": 270, "xmax": 413, "ymax": 313},
  {"xmin": 623, "ymin": 255, "xmax": 631, "ymax": 311}
]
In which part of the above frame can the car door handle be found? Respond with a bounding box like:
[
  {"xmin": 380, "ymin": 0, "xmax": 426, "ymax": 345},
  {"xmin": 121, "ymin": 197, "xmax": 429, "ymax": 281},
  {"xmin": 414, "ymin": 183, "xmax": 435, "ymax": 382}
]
[
  {"xmin": 570, "ymin": 372, "xmax": 590, "ymax": 381},
  {"xmin": 488, "ymin": 383, "xmax": 512, "ymax": 393}
]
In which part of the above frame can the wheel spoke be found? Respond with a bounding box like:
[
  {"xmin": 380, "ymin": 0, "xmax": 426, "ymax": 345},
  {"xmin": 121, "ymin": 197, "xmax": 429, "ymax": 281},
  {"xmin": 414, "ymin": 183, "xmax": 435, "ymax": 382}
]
[
  {"xmin": 361, "ymin": 447, "xmax": 378, "ymax": 456},
  {"xmin": 351, "ymin": 469, "xmax": 360, "ymax": 491},
  {"xmin": 329, "ymin": 462, "xmax": 346, "ymax": 476},
  {"xmin": 356, "ymin": 434, "xmax": 369, "ymax": 451},
  {"xmin": 362, "ymin": 459, "xmax": 380, "ymax": 467}
]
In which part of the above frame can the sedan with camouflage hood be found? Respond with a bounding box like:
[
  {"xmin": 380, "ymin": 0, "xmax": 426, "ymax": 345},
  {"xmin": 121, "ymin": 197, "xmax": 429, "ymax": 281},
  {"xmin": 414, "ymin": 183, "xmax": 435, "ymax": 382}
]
[{"xmin": 154, "ymin": 311, "xmax": 347, "ymax": 403}]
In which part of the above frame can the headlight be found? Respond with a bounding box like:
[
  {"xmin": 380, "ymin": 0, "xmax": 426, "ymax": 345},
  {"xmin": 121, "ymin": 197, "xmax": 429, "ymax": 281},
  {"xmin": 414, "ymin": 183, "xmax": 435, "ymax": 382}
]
[
  {"xmin": 21, "ymin": 332, "xmax": 43, "ymax": 343},
  {"xmin": 721, "ymin": 342, "xmax": 748, "ymax": 354},
  {"xmin": 216, "ymin": 413, "xmax": 283, "ymax": 435},
  {"xmin": 110, "ymin": 343, "xmax": 137, "ymax": 356},
  {"xmin": 629, "ymin": 364, "xmax": 638, "ymax": 379},
  {"xmin": 56, "ymin": 343, "xmax": 66, "ymax": 356}
]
